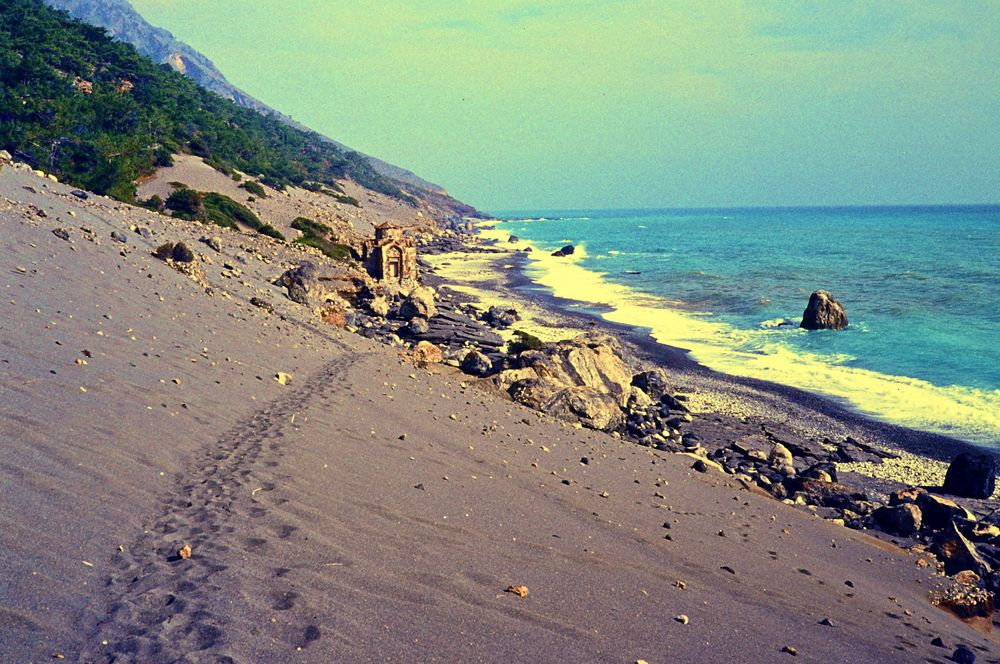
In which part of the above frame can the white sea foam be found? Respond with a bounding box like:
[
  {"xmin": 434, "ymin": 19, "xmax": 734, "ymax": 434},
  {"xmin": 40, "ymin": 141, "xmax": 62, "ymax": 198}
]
[{"xmin": 482, "ymin": 224, "xmax": 1000, "ymax": 445}]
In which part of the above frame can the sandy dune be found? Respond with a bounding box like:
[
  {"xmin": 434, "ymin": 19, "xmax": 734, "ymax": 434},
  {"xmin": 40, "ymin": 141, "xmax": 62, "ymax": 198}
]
[{"xmin": 1, "ymin": 166, "xmax": 996, "ymax": 662}]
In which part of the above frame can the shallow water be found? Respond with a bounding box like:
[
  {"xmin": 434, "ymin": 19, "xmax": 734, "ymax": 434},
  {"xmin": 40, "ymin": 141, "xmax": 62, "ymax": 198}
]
[{"xmin": 489, "ymin": 206, "xmax": 1000, "ymax": 445}]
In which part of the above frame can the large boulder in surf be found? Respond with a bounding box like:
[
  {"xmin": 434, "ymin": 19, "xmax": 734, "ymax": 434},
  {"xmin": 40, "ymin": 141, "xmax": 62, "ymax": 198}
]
[
  {"xmin": 800, "ymin": 290, "xmax": 848, "ymax": 330},
  {"xmin": 943, "ymin": 452, "xmax": 998, "ymax": 499},
  {"xmin": 551, "ymin": 245, "xmax": 575, "ymax": 257}
]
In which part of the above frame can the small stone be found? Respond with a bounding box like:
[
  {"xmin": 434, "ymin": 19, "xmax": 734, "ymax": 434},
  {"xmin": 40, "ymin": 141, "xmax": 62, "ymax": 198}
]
[
  {"xmin": 819, "ymin": 617, "xmax": 834, "ymax": 627},
  {"xmin": 781, "ymin": 645, "xmax": 798, "ymax": 656},
  {"xmin": 674, "ymin": 614, "xmax": 689, "ymax": 625},
  {"xmin": 52, "ymin": 228, "xmax": 70, "ymax": 241},
  {"xmin": 249, "ymin": 297, "xmax": 275, "ymax": 314},
  {"xmin": 931, "ymin": 637, "xmax": 945, "ymax": 648},
  {"xmin": 200, "ymin": 236, "xmax": 222, "ymax": 252},
  {"xmin": 274, "ymin": 372, "xmax": 293, "ymax": 385},
  {"xmin": 506, "ymin": 585, "xmax": 529, "ymax": 598},
  {"xmin": 178, "ymin": 544, "xmax": 192, "ymax": 560}
]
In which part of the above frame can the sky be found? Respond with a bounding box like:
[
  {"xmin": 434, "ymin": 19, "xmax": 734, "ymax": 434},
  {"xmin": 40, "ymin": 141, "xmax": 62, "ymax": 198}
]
[{"xmin": 128, "ymin": 1, "xmax": 1000, "ymax": 211}]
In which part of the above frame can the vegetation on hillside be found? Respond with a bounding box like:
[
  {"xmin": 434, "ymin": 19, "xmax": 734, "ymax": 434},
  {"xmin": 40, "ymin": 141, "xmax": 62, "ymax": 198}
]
[
  {"xmin": 239, "ymin": 180, "xmax": 268, "ymax": 199},
  {"xmin": 0, "ymin": 0, "xmax": 407, "ymax": 203},
  {"xmin": 290, "ymin": 217, "xmax": 353, "ymax": 261},
  {"xmin": 160, "ymin": 185, "xmax": 285, "ymax": 239}
]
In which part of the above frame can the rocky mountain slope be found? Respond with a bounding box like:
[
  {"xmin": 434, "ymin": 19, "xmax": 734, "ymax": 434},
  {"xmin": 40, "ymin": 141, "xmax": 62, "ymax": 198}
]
[
  {"xmin": 42, "ymin": 0, "xmax": 452, "ymax": 197},
  {"xmin": 2, "ymin": 0, "xmax": 478, "ymax": 226}
]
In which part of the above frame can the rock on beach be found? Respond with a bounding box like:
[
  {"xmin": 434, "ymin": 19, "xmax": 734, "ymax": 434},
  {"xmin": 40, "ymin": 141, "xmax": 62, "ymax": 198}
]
[{"xmin": 943, "ymin": 452, "xmax": 997, "ymax": 499}]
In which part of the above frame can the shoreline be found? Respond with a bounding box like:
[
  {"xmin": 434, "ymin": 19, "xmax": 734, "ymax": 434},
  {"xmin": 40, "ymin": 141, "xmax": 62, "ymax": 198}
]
[
  {"xmin": 470, "ymin": 216, "xmax": 1000, "ymax": 447},
  {"xmin": 424, "ymin": 234, "xmax": 990, "ymax": 489}
]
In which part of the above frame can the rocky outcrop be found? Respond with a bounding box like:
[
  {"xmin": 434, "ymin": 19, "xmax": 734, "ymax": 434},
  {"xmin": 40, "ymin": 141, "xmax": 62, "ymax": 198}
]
[
  {"xmin": 551, "ymin": 245, "xmax": 575, "ymax": 257},
  {"xmin": 495, "ymin": 333, "xmax": 632, "ymax": 431},
  {"xmin": 482, "ymin": 306, "xmax": 518, "ymax": 329},
  {"xmin": 509, "ymin": 380, "xmax": 623, "ymax": 431},
  {"xmin": 407, "ymin": 317, "xmax": 430, "ymax": 336},
  {"xmin": 800, "ymin": 290, "xmax": 848, "ymax": 330},
  {"xmin": 411, "ymin": 341, "xmax": 443, "ymax": 367},
  {"xmin": 932, "ymin": 522, "xmax": 991, "ymax": 577},
  {"xmin": 276, "ymin": 262, "xmax": 357, "ymax": 308},
  {"xmin": 943, "ymin": 452, "xmax": 997, "ymax": 499},
  {"xmin": 510, "ymin": 333, "xmax": 632, "ymax": 404},
  {"xmin": 410, "ymin": 310, "xmax": 504, "ymax": 353},
  {"xmin": 367, "ymin": 296, "xmax": 390, "ymax": 318}
]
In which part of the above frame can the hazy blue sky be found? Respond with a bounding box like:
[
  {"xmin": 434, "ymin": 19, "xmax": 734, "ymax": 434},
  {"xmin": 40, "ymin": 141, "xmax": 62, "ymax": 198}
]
[{"xmin": 129, "ymin": 1, "xmax": 1000, "ymax": 211}]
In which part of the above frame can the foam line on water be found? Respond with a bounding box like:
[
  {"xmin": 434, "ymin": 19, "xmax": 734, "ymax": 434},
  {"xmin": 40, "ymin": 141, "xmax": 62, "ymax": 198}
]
[{"xmin": 482, "ymin": 224, "xmax": 1000, "ymax": 445}]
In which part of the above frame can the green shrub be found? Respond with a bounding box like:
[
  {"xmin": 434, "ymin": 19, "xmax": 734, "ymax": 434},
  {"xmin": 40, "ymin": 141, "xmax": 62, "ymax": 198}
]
[
  {"xmin": 140, "ymin": 194, "xmax": 164, "ymax": 211},
  {"xmin": 291, "ymin": 216, "xmax": 333, "ymax": 236},
  {"xmin": 240, "ymin": 180, "xmax": 267, "ymax": 198},
  {"xmin": 291, "ymin": 216, "xmax": 350, "ymax": 260},
  {"xmin": 162, "ymin": 187, "xmax": 284, "ymax": 239},
  {"xmin": 507, "ymin": 330, "xmax": 544, "ymax": 355},
  {"xmin": 295, "ymin": 235, "xmax": 352, "ymax": 260},
  {"xmin": 153, "ymin": 147, "xmax": 174, "ymax": 168},
  {"xmin": 257, "ymin": 224, "xmax": 286, "ymax": 240},
  {"xmin": 165, "ymin": 187, "xmax": 204, "ymax": 217},
  {"xmin": 203, "ymin": 192, "xmax": 284, "ymax": 238}
]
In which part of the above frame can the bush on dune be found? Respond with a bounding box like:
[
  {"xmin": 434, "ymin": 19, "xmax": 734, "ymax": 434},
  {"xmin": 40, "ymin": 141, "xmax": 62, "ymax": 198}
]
[
  {"xmin": 291, "ymin": 216, "xmax": 353, "ymax": 261},
  {"xmin": 162, "ymin": 186, "xmax": 284, "ymax": 239}
]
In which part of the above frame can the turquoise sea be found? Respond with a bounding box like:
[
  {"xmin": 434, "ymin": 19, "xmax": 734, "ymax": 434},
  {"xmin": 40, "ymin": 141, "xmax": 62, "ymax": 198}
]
[{"xmin": 488, "ymin": 206, "xmax": 1000, "ymax": 446}]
